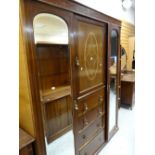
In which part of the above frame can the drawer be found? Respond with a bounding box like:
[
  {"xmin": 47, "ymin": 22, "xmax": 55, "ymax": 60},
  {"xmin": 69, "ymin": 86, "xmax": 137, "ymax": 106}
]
[
  {"xmin": 79, "ymin": 130, "xmax": 105, "ymax": 155},
  {"xmin": 78, "ymin": 115, "xmax": 105, "ymax": 147},
  {"xmin": 76, "ymin": 88, "xmax": 105, "ymax": 131},
  {"xmin": 77, "ymin": 89, "xmax": 105, "ymax": 117},
  {"xmin": 77, "ymin": 106, "xmax": 105, "ymax": 131}
]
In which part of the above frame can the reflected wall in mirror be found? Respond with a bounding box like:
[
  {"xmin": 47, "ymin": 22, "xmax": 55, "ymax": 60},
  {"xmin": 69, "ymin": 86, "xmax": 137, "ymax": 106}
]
[
  {"xmin": 33, "ymin": 13, "xmax": 74, "ymax": 155},
  {"xmin": 109, "ymin": 30, "xmax": 118, "ymax": 133},
  {"xmin": 121, "ymin": 47, "xmax": 127, "ymax": 71}
]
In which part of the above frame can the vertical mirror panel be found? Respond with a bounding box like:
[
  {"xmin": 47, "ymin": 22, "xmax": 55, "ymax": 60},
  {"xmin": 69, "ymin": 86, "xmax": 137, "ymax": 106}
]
[
  {"xmin": 33, "ymin": 13, "xmax": 74, "ymax": 155},
  {"xmin": 109, "ymin": 30, "xmax": 118, "ymax": 133}
]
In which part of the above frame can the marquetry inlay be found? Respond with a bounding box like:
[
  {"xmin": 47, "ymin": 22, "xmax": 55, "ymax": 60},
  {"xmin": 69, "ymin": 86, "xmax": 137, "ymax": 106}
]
[{"xmin": 84, "ymin": 32, "xmax": 99, "ymax": 81}]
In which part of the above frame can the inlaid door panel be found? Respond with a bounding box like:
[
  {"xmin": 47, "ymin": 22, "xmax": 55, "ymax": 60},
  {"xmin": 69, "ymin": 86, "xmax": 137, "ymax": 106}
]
[
  {"xmin": 72, "ymin": 15, "xmax": 107, "ymax": 155},
  {"xmin": 74, "ymin": 15, "xmax": 106, "ymax": 96}
]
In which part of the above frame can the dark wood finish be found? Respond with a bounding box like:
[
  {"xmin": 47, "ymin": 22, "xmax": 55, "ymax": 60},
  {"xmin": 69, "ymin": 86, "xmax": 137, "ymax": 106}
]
[
  {"xmin": 42, "ymin": 85, "xmax": 71, "ymax": 103},
  {"xmin": 19, "ymin": 128, "xmax": 35, "ymax": 155},
  {"xmin": 36, "ymin": 44, "xmax": 70, "ymax": 98},
  {"xmin": 22, "ymin": 0, "xmax": 73, "ymax": 154},
  {"xmin": 121, "ymin": 71, "xmax": 135, "ymax": 109},
  {"xmin": 45, "ymin": 95, "xmax": 72, "ymax": 143},
  {"xmin": 21, "ymin": 1, "xmax": 50, "ymax": 155},
  {"xmin": 72, "ymin": 14, "xmax": 107, "ymax": 154},
  {"xmin": 79, "ymin": 129, "xmax": 105, "ymax": 155},
  {"xmin": 21, "ymin": 0, "xmax": 121, "ymax": 155},
  {"xmin": 78, "ymin": 115, "xmax": 105, "ymax": 148},
  {"xmin": 73, "ymin": 15, "xmax": 106, "ymax": 96},
  {"xmin": 77, "ymin": 88, "xmax": 105, "ymax": 118},
  {"xmin": 36, "ymin": 43, "xmax": 72, "ymax": 143}
]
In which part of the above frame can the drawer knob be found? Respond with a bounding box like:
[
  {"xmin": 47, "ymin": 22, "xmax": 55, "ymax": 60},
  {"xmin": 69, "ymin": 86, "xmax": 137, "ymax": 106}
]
[{"xmin": 84, "ymin": 118, "xmax": 88, "ymax": 126}]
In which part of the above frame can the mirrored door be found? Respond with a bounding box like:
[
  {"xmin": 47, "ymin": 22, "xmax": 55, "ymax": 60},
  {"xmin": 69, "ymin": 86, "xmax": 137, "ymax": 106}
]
[
  {"xmin": 33, "ymin": 13, "xmax": 75, "ymax": 155},
  {"xmin": 108, "ymin": 27, "xmax": 120, "ymax": 140}
]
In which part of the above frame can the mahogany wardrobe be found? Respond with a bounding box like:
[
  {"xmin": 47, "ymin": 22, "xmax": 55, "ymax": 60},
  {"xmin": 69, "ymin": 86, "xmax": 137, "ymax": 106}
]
[{"xmin": 21, "ymin": 0, "xmax": 121, "ymax": 154}]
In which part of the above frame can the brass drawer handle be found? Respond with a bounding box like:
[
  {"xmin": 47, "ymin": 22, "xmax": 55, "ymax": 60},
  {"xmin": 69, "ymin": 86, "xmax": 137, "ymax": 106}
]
[
  {"xmin": 75, "ymin": 56, "xmax": 80, "ymax": 67},
  {"xmin": 75, "ymin": 104, "xmax": 79, "ymax": 110},
  {"xmin": 74, "ymin": 100, "xmax": 79, "ymax": 110},
  {"xmin": 98, "ymin": 96, "xmax": 103, "ymax": 103},
  {"xmin": 84, "ymin": 103, "xmax": 88, "ymax": 111},
  {"xmin": 84, "ymin": 118, "xmax": 88, "ymax": 126},
  {"xmin": 98, "ymin": 111, "xmax": 103, "ymax": 115}
]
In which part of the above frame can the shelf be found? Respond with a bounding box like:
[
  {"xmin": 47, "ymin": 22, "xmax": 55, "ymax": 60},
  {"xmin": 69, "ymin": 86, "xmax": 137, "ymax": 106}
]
[{"xmin": 41, "ymin": 85, "xmax": 71, "ymax": 103}]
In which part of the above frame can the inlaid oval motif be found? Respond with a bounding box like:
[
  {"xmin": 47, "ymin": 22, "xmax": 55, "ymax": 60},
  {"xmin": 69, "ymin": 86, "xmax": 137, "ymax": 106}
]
[{"xmin": 84, "ymin": 32, "xmax": 99, "ymax": 80}]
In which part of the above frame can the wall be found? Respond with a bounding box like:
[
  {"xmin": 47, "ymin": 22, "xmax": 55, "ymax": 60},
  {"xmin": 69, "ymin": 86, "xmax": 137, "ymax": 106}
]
[
  {"xmin": 73, "ymin": 0, "xmax": 135, "ymax": 25},
  {"xmin": 121, "ymin": 21, "xmax": 135, "ymax": 70}
]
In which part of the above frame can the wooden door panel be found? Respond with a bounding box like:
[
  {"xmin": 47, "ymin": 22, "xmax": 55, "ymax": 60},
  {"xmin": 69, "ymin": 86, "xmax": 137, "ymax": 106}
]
[
  {"xmin": 45, "ymin": 96, "xmax": 72, "ymax": 143},
  {"xmin": 73, "ymin": 15, "xmax": 107, "ymax": 155},
  {"xmin": 74, "ymin": 16, "xmax": 106, "ymax": 95}
]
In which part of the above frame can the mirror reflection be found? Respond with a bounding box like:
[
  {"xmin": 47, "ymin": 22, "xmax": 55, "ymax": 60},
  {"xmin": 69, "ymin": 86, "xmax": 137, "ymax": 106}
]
[
  {"xmin": 121, "ymin": 47, "xmax": 127, "ymax": 71},
  {"xmin": 33, "ymin": 13, "xmax": 74, "ymax": 155},
  {"xmin": 109, "ymin": 30, "xmax": 118, "ymax": 133}
]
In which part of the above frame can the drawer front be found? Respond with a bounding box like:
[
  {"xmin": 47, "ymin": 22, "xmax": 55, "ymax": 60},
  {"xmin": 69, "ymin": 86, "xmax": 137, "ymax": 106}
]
[
  {"xmin": 79, "ymin": 130, "xmax": 105, "ymax": 155},
  {"xmin": 76, "ymin": 88, "xmax": 105, "ymax": 131},
  {"xmin": 77, "ymin": 89, "xmax": 105, "ymax": 117},
  {"xmin": 78, "ymin": 115, "xmax": 105, "ymax": 147},
  {"xmin": 77, "ymin": 107, "xmax": 100, "ymax": 131}
]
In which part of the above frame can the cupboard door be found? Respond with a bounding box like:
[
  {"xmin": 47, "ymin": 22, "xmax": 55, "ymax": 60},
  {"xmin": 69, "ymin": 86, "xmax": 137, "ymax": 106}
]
[
  {"xmin": 72, "ymin": 15, "xmax": 107, "ymax": 155},
  {"xmin": 73, "ymin": 15, "xmax": 106, "ymax": 96}
]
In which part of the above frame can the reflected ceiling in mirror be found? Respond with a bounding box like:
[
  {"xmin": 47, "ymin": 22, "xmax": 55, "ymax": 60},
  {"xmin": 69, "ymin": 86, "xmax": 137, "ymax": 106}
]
[{"xmin": 33, "ymin": 13, "xmax": 68, "ymax": 44}]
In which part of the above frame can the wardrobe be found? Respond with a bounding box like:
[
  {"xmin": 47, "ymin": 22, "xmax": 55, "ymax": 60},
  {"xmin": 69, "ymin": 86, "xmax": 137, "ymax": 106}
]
[{"xmin": 21, "ymin": 0, "xmax": 121, "ymax": 154}]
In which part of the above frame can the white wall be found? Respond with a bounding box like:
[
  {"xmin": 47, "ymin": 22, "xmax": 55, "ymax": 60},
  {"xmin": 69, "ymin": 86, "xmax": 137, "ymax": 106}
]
[{"xmin": 73, "ymin": 0, "xmax": 135, "ymax": 25}]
